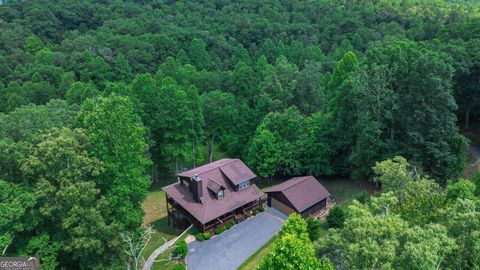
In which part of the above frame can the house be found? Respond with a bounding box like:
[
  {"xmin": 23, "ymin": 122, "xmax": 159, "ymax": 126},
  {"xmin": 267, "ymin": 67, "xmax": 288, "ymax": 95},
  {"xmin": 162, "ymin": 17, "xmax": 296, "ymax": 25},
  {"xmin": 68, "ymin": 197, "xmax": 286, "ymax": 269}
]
[
  {"xmin": 265, "ymin": 176, "xmax": 332, "ymax": 218},
  {"xmin": 162, "ymin": 158, "xmax": 264, "ymax": 232}
]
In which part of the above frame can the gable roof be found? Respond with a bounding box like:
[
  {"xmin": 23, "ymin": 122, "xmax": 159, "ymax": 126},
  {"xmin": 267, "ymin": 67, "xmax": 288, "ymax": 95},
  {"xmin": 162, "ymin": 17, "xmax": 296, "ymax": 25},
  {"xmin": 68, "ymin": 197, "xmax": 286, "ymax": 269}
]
[
  {"xmin": 163, "ymin": 158, "xmax": 262, "ymax": 224},
  {"xmin": 219, "ymin": 161, "xmax": 257, "ymax": 185},
  {"xmin": 207, "ymin": 178, "xmax": 224, "ymax": 193},
  {"xmin": 266, "ymin": 176, "xmax": 331, "ymax": 212}
]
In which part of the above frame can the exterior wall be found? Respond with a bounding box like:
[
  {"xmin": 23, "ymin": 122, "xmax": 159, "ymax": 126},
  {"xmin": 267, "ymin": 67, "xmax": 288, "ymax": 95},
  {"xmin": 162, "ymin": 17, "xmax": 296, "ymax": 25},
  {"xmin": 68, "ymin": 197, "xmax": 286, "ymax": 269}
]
[
  {"xmin": 267, "ymin": 192, "xmax": 296, "ymax": 210},
  {"xmin": 267, "ymin": 192, "xmax": 329, "ymax": 218},
  {"xmin": 300, "ymin": 198, "xmax": 327, "ymax": 218},
  {"xmin": 271, "ymin": 197, "xmax": 295, "ymax": 216}
]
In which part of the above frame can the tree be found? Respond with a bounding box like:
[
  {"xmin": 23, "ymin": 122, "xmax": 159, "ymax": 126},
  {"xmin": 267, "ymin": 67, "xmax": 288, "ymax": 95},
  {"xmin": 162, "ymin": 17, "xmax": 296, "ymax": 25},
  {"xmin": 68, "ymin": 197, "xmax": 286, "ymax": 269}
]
[
  {"xmin": 397, "ymin": 224, "xmax": 456, "ymax": 270},
  {"xmin": 366, "ymin": 40, "xmax": 467, "ymax": 181},
  {"xmin": 320, "ymin": 194, "xmax": 408, "ymax": 269},
  {"xmin": 446, "ymin": 179, "xmax": 476, "ymax": 201},
  {"xmin": 258, "ymin": 234, "xmax": 331, "ymax": 270},
  {"xmin": 155, "ymin": 77, "xmax": 201, "ymax": 172},
  {"xmin": 257, "ymin": 56, "xmax": 299, "ymax": 114},
  {"xmin": 279, "ymin": 213, "xmax": 310, "ymax": 241},
  {"xmin": 326, "ymin": 206, "xmax": 345, "ymax": 228},
  {"xmin": 78, "ymin": 94, "xmax": 151, "ymax": 228},
  {"xmin": 200, "ymin": 90, "xmax": 237, "ymax": 162},
  {"xmin": 65, "ymin": 81, "xmax": 100, "ymax": 104},
  {"xmin": 259, "ymin": 107, "xmax": 307, "ymax": 175},
  {"xmin": 0, "ymin": 99, "xmax": 79, "ymax": 142},
  {"xmin": 122, "ymin": 225, "xmax": 154, "ymax": 270},
  {"xmin": 259, "ymin": 213, "xmax": 333, "ymax": 270},
  {"xmin": 306, "ymin": 216, "xmax": 322, "ymax": 242},
  {"xmin": 188, "ymin": 38, "xmax": 210, "ymax": 70},
  {"xmin": 324, "ymin": 51, "xmax": 359, "ymax": 174},
  {"xmin": 25, "ymin": 35, "xmax": 44, "ymax": 55},
  {"xmin": 114, "ymin": 53, "xmax": 133, "ymax": 82},
  {"xmin": 20, "ymin": 127, "xmax": 123, "ymax": 269},
  {"xmin": 0, "ymin": 180, "xmax": 36, "ymax": 255},
  {"xmin": 245, "ymin": 124, "xmax": 281, "ymax": 179}
]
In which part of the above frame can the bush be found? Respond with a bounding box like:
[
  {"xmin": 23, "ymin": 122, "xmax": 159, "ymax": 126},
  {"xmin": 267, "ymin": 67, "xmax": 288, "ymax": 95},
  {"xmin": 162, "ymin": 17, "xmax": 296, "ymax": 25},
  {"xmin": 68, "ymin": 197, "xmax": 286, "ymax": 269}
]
[
  {"xmin": 258, "ymin": 206, "xmax": 265, "ymax": 212},
  {"xmin": 246, "ymin": 211, "xmax": 253, "ymax": 218},
  {"xmin": 175, "ymin": 240, "xmax": 188, "ymax": 259},
  {"xmin": 306, "ymin": 216, "xmax": 322, "ymax": 241},
  {"xmin": 353, "ymin": 190, "xmax": 369, "ymax": 204},
  {"xmin": 253, "ymin": 209, "xmax": 259, "ymax": 215},
  {"xmin": 172, "ymin": 264, "xmax": 186, "ymax": 270},
  {"xmin": 225, "ymin": 221, "xmax": 235, "ymax": 229},
  {"xmin": 195, "ymin": 233, "xmax": 204, "ymax": 242},
  {"xmin": 203, "ymin": 231, "xmax": 212, "ymax": 240},
  {"xmin": 327, "ymin": 206, "xmax": 346, "ymax": 228},
  {"xmin": 215, "ymin": 226, "xmax": 225, "ymax": 234}
]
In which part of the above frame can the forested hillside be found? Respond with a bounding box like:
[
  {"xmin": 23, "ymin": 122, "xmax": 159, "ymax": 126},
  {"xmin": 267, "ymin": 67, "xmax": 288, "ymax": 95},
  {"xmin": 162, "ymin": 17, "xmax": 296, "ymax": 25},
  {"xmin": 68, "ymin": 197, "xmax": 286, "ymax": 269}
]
[{"xmin": 1, "ymin": 0, "xmax": 480, "ymax": 269}]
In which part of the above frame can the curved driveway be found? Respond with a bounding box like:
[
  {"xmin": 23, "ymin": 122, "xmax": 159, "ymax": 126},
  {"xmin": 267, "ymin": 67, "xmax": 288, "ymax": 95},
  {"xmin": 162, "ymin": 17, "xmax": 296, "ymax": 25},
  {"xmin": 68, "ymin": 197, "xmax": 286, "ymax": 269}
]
[{"xmin": 187, "ymin": 208, "xmax": 286, "ymax": 270}]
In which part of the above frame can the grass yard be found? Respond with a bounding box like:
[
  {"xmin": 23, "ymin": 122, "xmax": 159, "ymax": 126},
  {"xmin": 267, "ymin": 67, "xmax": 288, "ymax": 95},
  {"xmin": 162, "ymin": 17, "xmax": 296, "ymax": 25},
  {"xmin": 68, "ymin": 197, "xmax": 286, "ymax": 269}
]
[
  {"xmin": 150, "ymin": 227, "xmax": 196, "ymax": 270},
  {"xmin": 141, "ymin": 178, "xmax": 182, "ymax": 269}
]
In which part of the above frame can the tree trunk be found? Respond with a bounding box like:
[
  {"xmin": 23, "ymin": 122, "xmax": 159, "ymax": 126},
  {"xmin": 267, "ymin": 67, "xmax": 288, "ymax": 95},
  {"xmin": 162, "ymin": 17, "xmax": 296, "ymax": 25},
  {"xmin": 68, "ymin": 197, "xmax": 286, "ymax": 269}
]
[
  {"xmin": 465, "ymin": 108, "xmax": 470, "ymax": 130},
  {"xmin": 207, "ymin": 136, "xmax": 214, "ymax": 163}
]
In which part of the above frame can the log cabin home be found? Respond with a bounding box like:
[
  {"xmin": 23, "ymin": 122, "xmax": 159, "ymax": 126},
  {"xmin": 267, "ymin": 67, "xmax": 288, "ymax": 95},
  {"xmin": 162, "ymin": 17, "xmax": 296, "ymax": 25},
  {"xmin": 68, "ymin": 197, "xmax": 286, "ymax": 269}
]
[{"xmin": 163, "ymin": 158, "xmax": 264, "ymax": 232}]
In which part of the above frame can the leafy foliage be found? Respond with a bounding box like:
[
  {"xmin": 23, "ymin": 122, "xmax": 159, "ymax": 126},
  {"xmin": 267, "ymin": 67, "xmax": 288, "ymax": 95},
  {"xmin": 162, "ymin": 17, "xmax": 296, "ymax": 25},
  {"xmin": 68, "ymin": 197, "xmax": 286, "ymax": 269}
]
[
  {"xmin": 175, "ymin": 240, "xmax": 188, "ymax": 259},
  {"xmin": 259, "ymin": 213, "xmax": 334, "ymax": 270},
  {"xmin": 326, "ymin": 206, "xmax": 346, "ymax": 229},
  {"xmin": 319, "ymin": 157, "xmax": 480, "ymax": 270},
  {"xmin": 0, "ymin": 0, "xmax": 479, "ymax": 268}
]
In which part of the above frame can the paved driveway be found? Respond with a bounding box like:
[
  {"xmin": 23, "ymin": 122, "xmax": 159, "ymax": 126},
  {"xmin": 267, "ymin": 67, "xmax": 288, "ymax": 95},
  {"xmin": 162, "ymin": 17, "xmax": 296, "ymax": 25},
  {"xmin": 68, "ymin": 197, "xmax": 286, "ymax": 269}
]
[{"xmin": 187, "ymin": 208, "xmax": 287, "ymax": 270}]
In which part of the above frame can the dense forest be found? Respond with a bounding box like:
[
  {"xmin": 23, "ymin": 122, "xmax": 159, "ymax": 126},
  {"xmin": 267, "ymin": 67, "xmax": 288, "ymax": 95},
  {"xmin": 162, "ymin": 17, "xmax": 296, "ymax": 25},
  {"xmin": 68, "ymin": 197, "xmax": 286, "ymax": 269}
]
[{"xmin": 1, "ymin": 0, "xmax": 480, "ymax": 269}]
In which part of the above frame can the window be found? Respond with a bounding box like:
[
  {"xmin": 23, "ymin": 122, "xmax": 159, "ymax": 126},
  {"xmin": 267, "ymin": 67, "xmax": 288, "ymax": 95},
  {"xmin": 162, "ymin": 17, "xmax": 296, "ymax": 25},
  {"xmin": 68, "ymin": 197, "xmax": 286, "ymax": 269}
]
[
  {"xmin": 217, "ymin": 190, "xmax": 224, "ymax": 199},
  {"xmin": 239, "ymin": 180, "xmax": 250, "ymax": 190}
]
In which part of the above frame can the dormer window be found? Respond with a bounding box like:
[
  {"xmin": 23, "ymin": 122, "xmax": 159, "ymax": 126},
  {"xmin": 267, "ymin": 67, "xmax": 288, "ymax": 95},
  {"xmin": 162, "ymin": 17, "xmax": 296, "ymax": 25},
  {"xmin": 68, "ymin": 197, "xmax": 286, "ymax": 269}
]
[
  {"xmin": 239, "ymin": 180, "xmax": 250, "ymax": 190},
  {"xmin": 217, "ymin": 190, "xmax": 224, "ymax": 199}
]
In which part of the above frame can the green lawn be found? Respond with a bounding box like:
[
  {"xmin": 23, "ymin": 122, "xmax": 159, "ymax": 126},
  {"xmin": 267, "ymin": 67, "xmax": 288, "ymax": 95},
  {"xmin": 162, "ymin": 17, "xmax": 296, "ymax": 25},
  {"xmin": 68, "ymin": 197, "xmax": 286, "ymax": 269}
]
[{"xmin": 141, "ymin": 179, "xmax": 182, "ymax": 269}]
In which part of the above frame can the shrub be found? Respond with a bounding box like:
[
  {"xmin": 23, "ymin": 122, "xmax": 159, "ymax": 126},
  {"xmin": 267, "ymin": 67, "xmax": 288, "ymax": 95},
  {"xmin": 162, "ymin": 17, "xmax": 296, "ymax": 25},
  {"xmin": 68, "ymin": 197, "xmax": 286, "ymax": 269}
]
[
  {"xmin": 258, "ymin": 206, "xmax": 265, "ymax": 212},
  {"xmin": 215, "ymin": 226, "xmax": 225, "ymax": 234},
  {"xmin": 195, "ymin": 233, "xmax": 204, "ymax": 242},
  {"xmin": 306, "ymin": 216, "xmax": 322, "ymax": 241},
  {"xmin": 353, "ymin": 190, "xmax": 369, "ymax": 204},
  {"xmin": 253, "ymin": 209, "xmax": 259, "ymax": 215},
  {"xmin": 172, "ymin": 264, "xmax": 186, "ymax": 270},
  {"xmin": 175, "ymin": 240, "xmax": 188, "ymax": 259},
  {"xmin": 327, "ymin": 206, "xmax": 345, "ymax": 228},
  {"xmin": 203, "ymin": 231, "xmax": 212, "ymax": 240},
  {"xmin": 225, "ymin": 221, "xmax": 235, "ymax": 229},
  {"xmin": 246, "ymin": 211, "xmax": 253, "ymax": 218}
]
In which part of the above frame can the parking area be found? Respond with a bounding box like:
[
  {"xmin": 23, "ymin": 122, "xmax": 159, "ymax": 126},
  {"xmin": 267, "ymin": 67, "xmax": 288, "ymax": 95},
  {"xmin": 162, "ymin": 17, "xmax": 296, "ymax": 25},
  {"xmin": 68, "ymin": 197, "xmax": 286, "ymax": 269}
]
[{"xmin": 187, "ymin": 208, "xmax": 286, "ymax": 270}]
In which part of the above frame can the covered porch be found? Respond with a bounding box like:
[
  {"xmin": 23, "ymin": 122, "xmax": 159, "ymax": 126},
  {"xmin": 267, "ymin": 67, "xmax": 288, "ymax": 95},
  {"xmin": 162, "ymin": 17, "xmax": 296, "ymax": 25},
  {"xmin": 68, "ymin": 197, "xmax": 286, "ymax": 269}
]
[{"xmin": 165, "ymin": 194, "xmax": 265, "ymax": 232}]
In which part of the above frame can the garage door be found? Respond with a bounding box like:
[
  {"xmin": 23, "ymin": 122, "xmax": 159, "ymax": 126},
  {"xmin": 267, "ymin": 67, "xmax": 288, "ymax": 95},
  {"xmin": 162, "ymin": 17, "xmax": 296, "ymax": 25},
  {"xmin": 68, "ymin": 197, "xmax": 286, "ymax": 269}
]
[{"xmin": 271, "ymin": 197, "xmax": 295, "ymax": 216}]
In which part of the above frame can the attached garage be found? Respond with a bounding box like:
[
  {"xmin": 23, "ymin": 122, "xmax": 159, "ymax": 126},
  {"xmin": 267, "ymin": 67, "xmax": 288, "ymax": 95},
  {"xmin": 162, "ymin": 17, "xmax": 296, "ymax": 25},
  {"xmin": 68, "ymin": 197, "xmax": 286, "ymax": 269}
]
[{"xmin": 266, "ymin": 176, "xmax": 331, "ymax": 218}]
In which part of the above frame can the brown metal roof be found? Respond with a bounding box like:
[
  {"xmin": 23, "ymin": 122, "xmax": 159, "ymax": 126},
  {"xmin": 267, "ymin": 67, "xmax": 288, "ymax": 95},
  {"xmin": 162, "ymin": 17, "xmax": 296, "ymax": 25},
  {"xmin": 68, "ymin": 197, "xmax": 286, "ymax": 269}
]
[
  {"xmin": 206, "ymin": 178, "xmax": 223, "ymax": 193},
  {"xmin": 163, "ymin": 159, "xmax": 263, "ymax": 224},
  {"xmin": 266, "ymin": 176, "xmax": 331, "ymax": 212},
  {"xmin": 219, "ymin": 161, "xmax": 257, "ymax": 185}
]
